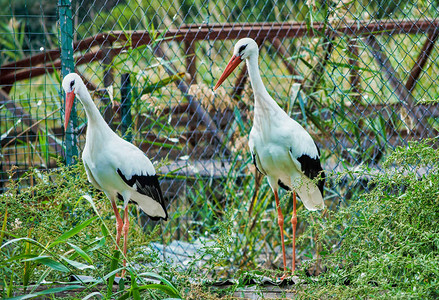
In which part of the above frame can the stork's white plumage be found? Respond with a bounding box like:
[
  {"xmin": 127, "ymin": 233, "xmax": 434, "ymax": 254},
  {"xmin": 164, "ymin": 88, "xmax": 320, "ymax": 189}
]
[
  {"xmin": 62, "ymin": 73, "xmax": 167, "ymax": 276},
  {"xmin": 214, "ymin": 38, "xmax": 325, "ymax": 277}
]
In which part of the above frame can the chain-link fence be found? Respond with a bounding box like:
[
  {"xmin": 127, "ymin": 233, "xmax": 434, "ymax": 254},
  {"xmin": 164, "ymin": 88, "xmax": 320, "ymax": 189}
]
[{"xmin": 1, "ymin": 0, "xmax": 438, "ymax": 271}]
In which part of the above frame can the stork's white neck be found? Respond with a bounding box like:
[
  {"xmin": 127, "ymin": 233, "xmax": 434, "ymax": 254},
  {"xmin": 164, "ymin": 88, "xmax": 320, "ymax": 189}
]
[
  {"xmin": 246, "ymin": 54, "xmax": 283, "ymax": 126},
  {"xmin": 77, "ymin": 85, "xmax": 112, "ymax": 132}
]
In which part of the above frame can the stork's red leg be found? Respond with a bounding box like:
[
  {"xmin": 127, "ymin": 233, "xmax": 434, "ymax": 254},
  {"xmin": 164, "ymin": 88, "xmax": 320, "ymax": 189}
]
[
  {"xmin": 121, "ymin": 207, "xmax": 130, "ymax": 278},
  {"xmin": 291, "ymin": 191, "xmax": 297, "ymax": 273},
  {"xmin": 274, "ymin": 190, "xmax": 287, "ymax": 278},
  {"xmin": 111, "ymin": 201, "xmax": 123, "ymax": 248}
]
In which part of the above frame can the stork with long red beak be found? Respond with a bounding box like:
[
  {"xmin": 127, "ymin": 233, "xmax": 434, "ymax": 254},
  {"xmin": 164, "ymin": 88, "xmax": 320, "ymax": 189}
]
[
  {"xmin": 63, "ymin": 73, "xmax": 168, "ymax": 276},
  {"xmin": 214, "ymin": 38, "xmax": 325, "ymax": 277}
]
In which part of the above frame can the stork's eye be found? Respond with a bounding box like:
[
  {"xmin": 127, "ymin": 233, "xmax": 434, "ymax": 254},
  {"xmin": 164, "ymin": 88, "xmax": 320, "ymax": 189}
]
[
  {"xmin": 70, "ymin": 80, "xmax": 75, "ymax": 90},
  {"xmin": 238, "ymin": 44, "xmax": 248, "ymax": 54}
]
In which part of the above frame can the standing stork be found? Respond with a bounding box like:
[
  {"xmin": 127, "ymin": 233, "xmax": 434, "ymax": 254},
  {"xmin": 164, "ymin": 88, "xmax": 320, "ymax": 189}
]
[
  {"xmin": 214, "ymin": 38, "xmax": 325, "ymax": 277},
  {"xmin": 62, "ymin": 73, "xmax": 168, "ymax": 276}
]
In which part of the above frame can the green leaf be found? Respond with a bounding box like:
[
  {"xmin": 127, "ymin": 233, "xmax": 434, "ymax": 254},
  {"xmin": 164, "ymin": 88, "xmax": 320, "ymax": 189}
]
[
  {"xmin": 103, "ymin": 267, "xmax": 125, "ymax": 281},
  {"xmin": 5, "ymin": 254, "xmax": 39, "ymax": 263},
  {"xmin": 67, "ymin": 242, "xmax": 93, "ymax": 265},
  {"xmin": 106, "ymin": 250, "xmax": 121, "ymax": 298},
  {"xmin": 1, "ymin": 237, "xmax": 46, "ymax": 252},
  {"xmin": 116, "ymin": 284, "xmax": 182, "ymax": 300},
  {"xmin": 22, "ymin": 256, "xmax": 69, "ymax": 273},
  {"xmin": 0, "ymin": 208, "xmax": 7, "ymax": 248},
  {"xmin": 38, "ymin": 130, "xmax": 49, "ymax": 164},
  {"xmin": 48, "ymin": 216, "xmax": 97, "ymax": 248},
  {"xmin": 6, "ymin": 285, "xmax": 83, "ymax": 300},
  {"xmin": 60, "ymin": 256, "xmax": 95, "ymax": 270},
  {"xmin": 23, "ymin": 231, "xmax": 33, "ymax": 289},
  {"xmin": 130, "ymin": 270, "xmax": 141, "ymax": 300},
  {"xmin": 101, "ymin": 223, "xmax": 109, "ymax": 237},
  {"xmin": 138, "ymin": 272, "xmax": 181, "ymax": 298},
  {"xmin": 138, "ymin": 284, "xmax": 181, "ymax": 298}
]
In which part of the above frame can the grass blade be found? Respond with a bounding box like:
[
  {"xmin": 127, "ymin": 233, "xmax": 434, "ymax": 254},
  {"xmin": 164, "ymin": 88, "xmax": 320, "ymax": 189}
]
[
  {"xmin": 0, "ymin": 208, "xmax": 7, "ymax": 249},
  {"xmin": 106, "ymin": 250, "xmax": 121, "ymax": 298},
  {"xmin": 22, "ymin": 256, "xmax": 69, "ymax": 273},
  {"xmin": 138, "ymin": 284, "xmax": 181, "ymax": 298},
  {"xmin": 138, "ymin": 272, "xmax": 181, "ymax": 298},
  {"xmin": 6, "ymin": 285, "xmax": 83, "ymax": 300},
  {"xmin": 1, "ymin": 237, "xmax": 46, "ymax": 252},
  {"xmin": 67, "ymin": 242, "xmax": 93, "ymax": 264},
  {"xmin": 130, "ymin": 270, "xmax": 141, "ymax": 300},
  {"xmin": 60, "ymin": 256, "xmax": 95, "ymax": 270},
  {"xmin": 23, "ymin": 230, "xmax": 33, "ymax": 291}
]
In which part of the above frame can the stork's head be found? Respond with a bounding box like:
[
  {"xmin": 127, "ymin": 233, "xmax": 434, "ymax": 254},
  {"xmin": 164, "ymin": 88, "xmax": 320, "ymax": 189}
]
[
  {"xmin": 214, "ymin": 38, "xmax": 259, "ymax": 91},
  {"xmin": 62, "ymin": 73, "xmax": 84, "ymax": 130}
]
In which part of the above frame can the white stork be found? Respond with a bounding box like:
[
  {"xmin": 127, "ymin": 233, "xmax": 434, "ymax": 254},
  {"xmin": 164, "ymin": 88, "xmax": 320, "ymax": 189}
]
[
  {"xmin": 62, "ymin": 73, "xmax": 168, "ymax": 276},
  {"xmin": 214, "ymin": 38, "xmax": 325, "ymax": 277}
]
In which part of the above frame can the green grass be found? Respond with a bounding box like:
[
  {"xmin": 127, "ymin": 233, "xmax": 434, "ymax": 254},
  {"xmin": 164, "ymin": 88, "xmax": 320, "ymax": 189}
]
[
  {"xmin": 1, "ymin": 130, "xmax": 438, "ymax": 299},
  {"xmin": 294, "ymin": 138, "xmax": 439, "ymax": 299},
  {"xmin": 0, "ymin": 163, "xmax": 183, "ymax": 299}
]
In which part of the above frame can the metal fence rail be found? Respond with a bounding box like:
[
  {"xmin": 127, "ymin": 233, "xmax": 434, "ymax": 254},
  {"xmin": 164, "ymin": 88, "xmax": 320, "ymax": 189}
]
[{"xmin": 1, "ymin": 0, "xmax": 439, "ymax": 270}]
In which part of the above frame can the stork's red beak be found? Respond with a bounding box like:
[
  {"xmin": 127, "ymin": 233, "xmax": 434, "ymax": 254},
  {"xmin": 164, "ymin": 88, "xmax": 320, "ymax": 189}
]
[
  {"xmin": 213, "ymin": 55, "xmax": 243, "ymax": 90},
  {"xmin": 64, "ymin": 90, "xmax": 75, "ymax": 130}
]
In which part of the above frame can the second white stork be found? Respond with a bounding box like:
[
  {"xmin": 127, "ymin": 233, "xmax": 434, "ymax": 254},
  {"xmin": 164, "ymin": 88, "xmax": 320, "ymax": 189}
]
[
  {"xmin": 62, "ymin": 73, "xmax": 168, "ymax": 276},
  {"xmin": 214, "ymin": 38, "xmax": 325, "ymax": 277}
]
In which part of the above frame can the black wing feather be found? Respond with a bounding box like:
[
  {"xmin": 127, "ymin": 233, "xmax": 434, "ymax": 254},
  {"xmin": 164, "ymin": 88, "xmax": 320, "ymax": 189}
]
[
  {"xmin": 295, "ymin": 145, "xmax": 325, "ymax": 195},
  {"xmin": 252, "ymin": 153, "xmax": 264, "ymax": 175},
  {"xmin": 116, "ymin": 169, "xmax": 168, "ymax": 221}
]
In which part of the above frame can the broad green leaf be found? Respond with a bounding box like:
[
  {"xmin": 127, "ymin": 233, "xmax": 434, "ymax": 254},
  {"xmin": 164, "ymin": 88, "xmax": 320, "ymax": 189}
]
[
  {"xmin": 138, "ymin": 272, "xmax": 181, "ymax": 298},
  {"xmin": 6, "ymin": 254, "xmax": 38, "ymax": 263},
  {"xmin": 23, "ymin": 256, "xmax": 69, "ymax": 273},
  {"xmin": 49, "ymin": 216, "xmax": 97, "ymax": 248},
  {"xmin": 67, "ymin": 242, "xmax": 93, "ymax": 264},
  {"xmin": 61, "ymin": 256, "xmax": 95, "ymax": 270},
  {"xmin": 6, "ymin": 285, "xmax": 83, "ymax": 300},
  {"xmin": 138, "ymin": 284, "xmax": 181, "ymax": 298}
]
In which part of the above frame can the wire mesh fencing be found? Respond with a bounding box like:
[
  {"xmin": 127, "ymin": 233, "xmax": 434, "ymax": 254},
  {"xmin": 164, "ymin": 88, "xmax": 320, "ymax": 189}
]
[{"xmin": 1, "ymin": 0, "xmax": 439, "ymax": 273}]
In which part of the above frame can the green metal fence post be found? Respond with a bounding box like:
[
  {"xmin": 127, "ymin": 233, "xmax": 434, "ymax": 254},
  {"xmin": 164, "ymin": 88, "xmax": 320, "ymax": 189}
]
[
  {"xmin": 120, "ymin": 73, "xmax": 133, "ymax": 141},
  {"xmin": 58, "ymin": 0, "xmax": 78, "ymax": 165}
]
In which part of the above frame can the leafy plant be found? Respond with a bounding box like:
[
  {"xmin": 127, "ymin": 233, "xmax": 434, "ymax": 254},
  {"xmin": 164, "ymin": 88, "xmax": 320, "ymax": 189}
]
[
  {"xmin": 297, "ymin": 138, "xmax": 439, "ymax": 298},
  {"xmin": 0, "ymin": 164, "xmax": 183, "ymax": 299}
]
